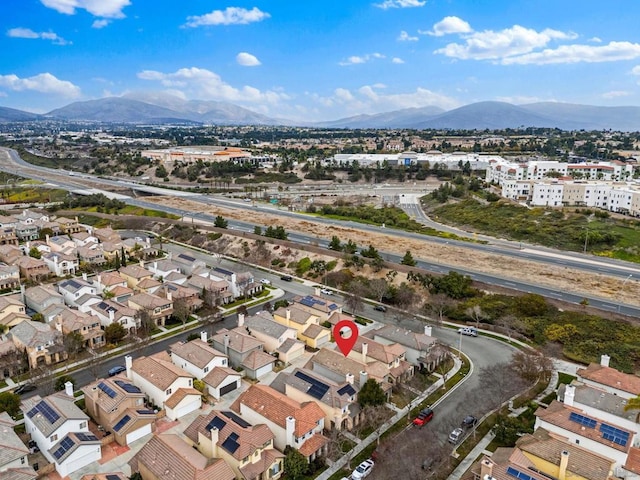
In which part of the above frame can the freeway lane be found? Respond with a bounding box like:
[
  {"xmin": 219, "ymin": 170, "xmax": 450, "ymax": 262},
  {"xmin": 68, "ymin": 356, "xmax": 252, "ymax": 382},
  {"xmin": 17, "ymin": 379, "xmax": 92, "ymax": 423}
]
[{"xmin": 2, "ymin": 147, "xmax": 639, "ymax": 316}]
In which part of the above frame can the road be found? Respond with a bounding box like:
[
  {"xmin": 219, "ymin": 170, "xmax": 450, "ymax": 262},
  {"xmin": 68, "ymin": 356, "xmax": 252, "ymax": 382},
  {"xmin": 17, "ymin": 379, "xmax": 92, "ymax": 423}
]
[{"xmin": 2, "ymin": 147, "xmax": 639, "ymax": 316}]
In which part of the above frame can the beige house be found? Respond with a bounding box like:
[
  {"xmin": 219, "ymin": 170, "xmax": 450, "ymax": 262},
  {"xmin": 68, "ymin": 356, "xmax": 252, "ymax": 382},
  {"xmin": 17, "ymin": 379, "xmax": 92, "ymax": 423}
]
[
  {"xmin": 52, "ymin": 307, "xmax": 105, "ymax": 349},
  {"xmin": 272, "ymin": 306, "xmax": 330, "ymax": 349},
  {"xmin": 241, "ymin": 312, "xmax": 299, "ymax": 355},
  {"xmin": 0, "ymin": 295, "xmax": 29, "ymax": 329},
  {"xmin": 9, "ymin": 320, "xmax": 67, "ymax": 369},
  {"xmin": 348, "ymin": 337, "xmax": 414, "ymax": 385},
  {"xmin": 55, "ymin": 216, "xmax": 84, "ymax": 234},
  {"xmin": 118, "ymin": 264, "xmax": 154, "ymax": 290},
  {"xmin": 14, "ymin": 256, "xmax": 50, "ymax": 281},
  {"xmin": 127, "ymin": 292, "xmax": 173, "ymax": 327},
  {"xmin": 292, "ymin": 293, "xmax": 343, "ymax": 323}
]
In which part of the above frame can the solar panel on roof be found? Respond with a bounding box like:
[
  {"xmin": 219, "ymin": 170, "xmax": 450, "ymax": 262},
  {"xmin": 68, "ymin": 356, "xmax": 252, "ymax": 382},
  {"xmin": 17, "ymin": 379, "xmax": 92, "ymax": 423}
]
[
  {"xmin": 114, "ymin": 380, "xmax": 141, "ymax": 394},
  {"xmin": 113, "ymin": 414, "xmax": 131, "ymax": 432},
  {"xmin": 569, "ymin": 412, "xmax": 596, "ymax": 429},
  {"xmin": 52, "ymin": 436, "xmax": 75, "ymax": 460},
  {"xmin": 106, "ymin": 475, "xmax": 121, "ymax": 480},
  {"xmin": 506, "ymin": 466, "xmax": 534, "ymax": 480},
  {"xmin": 66, "ymin": 279, "xmax": 81, "ymax": 289},
  {"xmin": 37, "ymin": 401, "xmax": 60, "ymax": 423},
  {"xmin": 206, "ymin": 416, "xmax": 227, "ymax": 432},
  {"xmin": 221, "ymin": 433, "xmax": 240, "ymax": 454},
  {"xmin": 328, "ymin": 303, "xmax": 338, "ymax": 310},
  {"xmin": 600, "ymin": 423, "xmax": 629, "ymax": 446},
  {"xmin": 27, "ymin": 406, "xmax": 39, "ymax": 418},
  {"xmin": 137, "ymin": 409, "xmax": 155, "ymax": 415},
  {"xmin": 76, "ymin": 433, "xmax": 98, "ymax": 442},
  {"xmin": 214, "ymin": 267, "xmax": 233, "ymax": 276},
  {"xmin": 222, "ymin": 410, "xmax": 251, "ymax": 428},
  {"xmin": 98, "ymin": 301, "xmax": 109, "ymax": 309},
  {"xmin": 98, "ymin": 382, "xmax": 117, "ymax": 399},
  {"xmin": 179, "ymin": 254, "xmax": 196, "ymax": 262},
  {"xmin": 337, "ymin": 384, "xmax": 356, "ymax": 396},
  {"xmin": 295, "ymin": 371, "xmax": 330, "ymax": 399}
]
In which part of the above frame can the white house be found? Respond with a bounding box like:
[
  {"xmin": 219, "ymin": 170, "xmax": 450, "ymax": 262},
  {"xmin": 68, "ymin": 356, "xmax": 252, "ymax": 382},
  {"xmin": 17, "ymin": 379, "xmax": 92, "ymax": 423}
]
[
  {"xmin": 0, "ymin": 412, "xmax": 32, "ymax": 476},
  {"xmin": 42, "ymin": 252, "xmax": 79, "ymax": 277},
  {"xmin": 169, "ymin": 332, "xmax": 228, "ymax": 379},
  {"xmin": 89, "ymin": 299, "xmax": 138, "ymax": 334},
  {"xmin": 202, "ymin": 366, "xmax": 243, "ymax": 400},
  {"xmin": 57, "ymin": 276, "xmax": 97, "ymax": 308},
  {"xmin": 241, "ymin": 312, "xmax": 299, "ymax": 358},
  {"xmin": 126, "ymin": 353, "xmax": 201, "ymax": 420},
  {"xmin": 22, "ymin": 383, "xmax": 101, "ymax": 477}
]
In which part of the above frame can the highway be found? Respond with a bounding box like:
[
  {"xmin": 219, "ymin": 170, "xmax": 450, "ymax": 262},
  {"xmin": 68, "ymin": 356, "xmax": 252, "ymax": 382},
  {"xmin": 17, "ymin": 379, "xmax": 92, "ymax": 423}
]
[{"xmin": 2, "ymin": 146, "xmax": 639, "ymax": 316}]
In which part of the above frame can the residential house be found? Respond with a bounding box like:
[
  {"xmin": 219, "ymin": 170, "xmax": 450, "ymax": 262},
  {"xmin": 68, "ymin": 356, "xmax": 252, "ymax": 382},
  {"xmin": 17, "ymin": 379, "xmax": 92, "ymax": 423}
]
[
  {"xmin": 127, "ymin": 292, "xmax": 173, "ymax": 327},
  {"xmin": 92, "ymin": 226, "xmax": 121, "ymax": 244},
  {"xmin": 126, "ymin": 353, "xmax": 201, "ymax": 420},
  {"xmin": 576, "ymin": 354, "xmax": 640, "ymax": 400},
  {"xmin": 148, "ymin": 258, "xmax": 183, "ymax": 280},
  {"xmin": 92, "ymin": 271, "xmax": 127, "ymax": 295},
  {"xmin": 135, "ymin": 277, "xmax": 163, "ymax": 295},
  {"xmin": 118, "ymin": 264, "xmax": 154, "ymax": 290},
  {"xmin": 172, "ymin": 252, "xmax": 206, "ymax": 276},
  {"xmin": 184, "ymin": 409, "xmax": 284, "ymax": 480},
  {"xmin": 271, "ymin": 368, "xmax": 359, "ymax": 431},
  {"xmin": 129, "ymin": 434, "xmax": 235, "ymax": 480},
  {"xmin": 211, "ymin": 328, "xmax": 275, "ymax": 380},
  {"xmin": 46, "ymin": 235, "xmax": 76, "ymax": 254},
  {"xmin": 57, "ymin": 277, "xmax": 97, "ymax": 308},
  {"xmin": 77, "ymin": 245, "xmax": 106, "ymax": 266},
  {"xmin": 22, "ymin": 384, "xmax": 101, "ymax": 477},
  {"xmin": 15, "ymin": 223, "xmax": 38, "ymax": 242},
  {"xmin": 212, "ymin": 267, "xmax": 261, "ymax": 298},
  {"xmin": 292, "ymin": 293, "xmax": 342, "ymax": 323},
  {"xmin": 70, "ymin": 231, "xmax": 98, "ymax": 248},
  {"xmin": 348, "ymin": 337, "xmax": 414, "ymax": 385},
  {"xmin": 231, "ymin": 384, "xmax": 329, "ymax": 462},
  {"xmin": 202, "ymin": 366, "xmax": 243, "ymax": 401},
  {"xmin": 0, "ymin": 412, "xmax": 35, "ymax": 479},
  {"xmin": 82, "ymin": 376, "xmax": 156, "ymax": 446},
  {"xmin": 186, "ymin": 274, "xmax": 233, "ymax": 305},
  {"xmin": 367, "ymin": 324, "xmax": 441, "ymax": 370},
  {"xmin": 0, "ymin": 295, "xmax": 29, "ymax": 329},
  {"xmin": 158, "ymin": 283, "xmax": 203, "ymax": 312},
  {"xmin": 0, "ymin": 244, "xmax": 22, "ymax": 265},
  {"xmin": 0, "ymin": 227, "xmax": 18, "ymax": 246},
  {"xmin": 164, "ymin": 270, "xmax": 188, "ymax": 285},
  {"xmin": 0, "ymin": 263, "xmax": 20, "ymax": 290},
  {"xmin": 51, "ymin": 307, "xmax": 105, "ymax": 349},
  {"xmin": 24, "ymin": 285, "xmax": 64, "ymax": 314},
  {"xmin": 55, "ymin": 216, "xmax": 83, "ymax": 235},
  {"xmin": 272, "ymin": 305, "xmax": 330, "ymax": 349},
  {"xmin": 9, "ymin": 320, "xmax": 67, "ymax": 369},
  {"xmin": 0, "ymin": 335, "xmax": 28, "ymax": 377},
  {"xmin": 42, "ymin": 251, "xmax": 79, "ymax": 277},
  {"xmin": 89, "ymin": 299, "xmax": 138, "ymax": 334},
  {"xmin": 14, "ymin": 256, "xmax": 49, "ymax": 281},
  {"xmin": 241, "ymin": 312, "xmax": 303, "ymax": 362},
  {"xmin": 170, "ymin": 332, "xmax": 228, "ymax": 379}
]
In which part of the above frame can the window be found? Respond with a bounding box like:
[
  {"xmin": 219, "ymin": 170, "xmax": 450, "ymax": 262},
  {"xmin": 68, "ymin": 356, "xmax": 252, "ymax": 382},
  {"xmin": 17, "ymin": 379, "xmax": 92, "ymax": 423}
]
[
  {"xmin": 50, "ymin": 434, "xmax": 58, "ymax": 442},
  {"xmin": 222, "ymin": 359, "xmax": 227, "ymax": 366},
  {"xmin": 204, "ymin": 367, "xmax": 209, "ymax": 373},
  {"xmin": 80, "ymin": 421, "xmax": 87, "ymax": 429},
  {"xmin": 166, "ymin": 388, "xmax": 172, "ymax": 395},
  {"xmin": 21, "ymin": 457, "xmax": 25, "ymax": 464}
]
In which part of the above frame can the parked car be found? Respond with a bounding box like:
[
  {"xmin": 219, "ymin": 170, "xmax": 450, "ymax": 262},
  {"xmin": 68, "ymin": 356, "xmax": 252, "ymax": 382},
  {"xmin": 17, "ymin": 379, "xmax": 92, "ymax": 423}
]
[
  {"xmin": 260, "ymin": 278, "xmax": 271, "ymax": 285},
  {"xmin": 280, "ymin": 275, "xmax": 293, "ymax": 282},
  {"xmin": 461, "ymin": 415, "xmax": 478, "ymax": 429},
  {"xmin": 374, "ymin": 305, "xmax": 387, "ymax": 312},
  {"xmin": 14, "ymin": 383, "xmax": 37, "ymax": 395},
  {"xmin": 457, "ymin": 327, "xmax": 478, "ymax": 337},
  {"xmin": 352, "ymin": 459, "xmax": 374, "ymax": 479},
  {"xmin": 412, "ymin": 407, "xmax": 434, "ymax": 427},
  {"xmin": 108, "ymin": 365, "xmax": 126, "ymax": 377},
  {"xmin": 448, "ymin": 427, "xmax": 464, "ymax": 444},
  {"xmin": 320, "ymin": 288, "xmax": 333, "ymax": 295}
]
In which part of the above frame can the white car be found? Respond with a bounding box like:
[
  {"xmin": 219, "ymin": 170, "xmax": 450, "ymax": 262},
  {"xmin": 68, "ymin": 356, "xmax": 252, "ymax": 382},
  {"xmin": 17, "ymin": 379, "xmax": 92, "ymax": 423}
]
[
  {"xmin": 458, "ymin": 327, "xmax": 478, "ymax": 337},
  {"xmin": 352, "ymin": 459, "xmax": 374, "ymax": 479},
  {"xmin": 320, "ymin": 288, "xmax": 333, "ymax": 295},
  {"xmin": 260, "ymin": 279, "xmax": 271, "ymax": 285}
]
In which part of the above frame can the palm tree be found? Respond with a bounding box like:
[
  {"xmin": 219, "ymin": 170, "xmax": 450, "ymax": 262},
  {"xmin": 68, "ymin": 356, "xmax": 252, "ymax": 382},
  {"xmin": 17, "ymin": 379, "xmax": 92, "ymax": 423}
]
[{"xmin": 624, "ymin": 396, "xmax": 640, "ymax": 422}]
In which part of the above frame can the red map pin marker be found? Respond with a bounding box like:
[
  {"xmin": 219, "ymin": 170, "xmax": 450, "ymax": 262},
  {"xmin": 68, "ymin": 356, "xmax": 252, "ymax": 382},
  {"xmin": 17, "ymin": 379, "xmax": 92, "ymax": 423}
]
[{"xmin": 334, "ymin": 319, "xmax": 359, "ymax": 357}]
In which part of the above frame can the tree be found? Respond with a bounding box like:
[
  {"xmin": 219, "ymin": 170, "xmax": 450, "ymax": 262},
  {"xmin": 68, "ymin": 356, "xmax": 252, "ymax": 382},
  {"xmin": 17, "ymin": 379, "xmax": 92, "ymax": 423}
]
[
  {"xmin": 401, "ymin": 250, "xmax": 417, "ymax": 266},
  {"xmin": 344, "ymin": 279, "xmax": 368, "ymax": 316},
  {"xmin": 214, "ymin": 215, "xmax": 228, "ymax": 228},
  {"xmin": 492, "ymin": 414, "xmax": 524, "ymax": 446},
  {"xmin": 465, "ymin": 305, "xmax": 485, "ymax": 328},
  {"xmin": 253, "ymin": 226, "xmax": 262, "ymax": 235},
  {"xmin": 328, "ymin": 235, "xmax": 342, "ymax": 251},
  {"xmin": 105, "ymin": 322, "xmax": 126, "ymax": 344},
  {"xmin": 193, "ymin": 379, "xmax": 206, "ymax": 393},
  {"xmin": 343, "ymin": 239, "xmax": 358, "ymax": 254},
  {"xmin": 55, "ymin": 375, "xmax": 75, "ymax": 392},
  {"xmin": 358, "ymin": 379, "xmax": 386, "ymax": 408},
  {"xmin": 426, "ymin": 293, "xmax": 454, "ymax": 327},
  {"xmin": 171, "ymin": 297, "xmax": 191, "ymax": 327},
  {"xmin": 624, "ymin": 396, "xmax": 640, "ymax": 422},
  {"xmin": 511, "ymin": 351, "xmax": 553, "ymax": 383},
  {"xmin": 63, "ymin": 332, "xmax": 84, "ymax": 359},
  {"xmin": 121, "ymin": 246, "xmax": 127, "ymax": 267},
  {"xmin": 0, "ymin": 391, "xmax": 21, "ymax": 417},
  {"xmin": 283, "ymin": 447, "xmax": 308, "ymax": 480},
  {"xmin": 28, "ymin": 247, "xmax": 41, "ymax": 259},
  {"xmin": 369, "ymin": 278, "xmax": 389, "ymax": 303}
]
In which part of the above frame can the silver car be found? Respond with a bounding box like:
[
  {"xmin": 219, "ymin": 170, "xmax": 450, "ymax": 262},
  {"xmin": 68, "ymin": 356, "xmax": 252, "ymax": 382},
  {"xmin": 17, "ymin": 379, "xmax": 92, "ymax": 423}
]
[{"xmin": 352, "ymin": 459, "xmax": 375, "ymax": 479}]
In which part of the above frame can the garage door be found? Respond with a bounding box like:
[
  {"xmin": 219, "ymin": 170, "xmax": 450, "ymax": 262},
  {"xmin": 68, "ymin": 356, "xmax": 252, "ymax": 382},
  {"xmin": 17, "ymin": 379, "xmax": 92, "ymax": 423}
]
[
  {"xmin": 126, "ymin": 423, "xmax": 152, "ymax": 445},
  {"xmin": 220, "ymin": 380, "xmax": 238, "ymax": 396},
  {"xmin": 173, "ymin": 399, "xmax": 200, "ymax": 419}
]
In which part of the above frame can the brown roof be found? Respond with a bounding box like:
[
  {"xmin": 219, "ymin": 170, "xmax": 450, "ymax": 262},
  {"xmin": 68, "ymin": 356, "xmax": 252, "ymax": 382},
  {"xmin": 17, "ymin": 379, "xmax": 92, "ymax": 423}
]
[
  {"xmin": 242, "ymin": 350, "xmax": 276, "ymax": 370},
  {"xmin": 119, "ymin": 265, "xmax": 152, "ymax": 279},
  {"xmin": 171, "ymin": 339, "xmax": 227, "ymax": 369},
  {"xmin": 211, "ymin": 328, "xmax": 263, "ymax": 354},
  {"xmin": 535, "ymin": 401, "xmax": 633, "ymax": 453},
  {"xmin": 625, "ymin": 447, "xmax": 640, "ymax": 475},
  {"xmin": 578, "ymin": 363, "xmax": 640, "ymax": 396},
  {"xmin": 129, "ymin": 433, "xmax": 235, "ymax": 480},
  {"xmin": 298, "ymin": 433, "xmax": 329, "ymax": 458},
  {"xmin": 353, "ymin": 337, "xmax": 403, "ymax": 363},
  {"xmin": 202, "ymin": 366, "xmax": 241, "ymax": 388},
  {"xmin": 302, "ymin": 324, "xmax": 329, "ymax": 340},
  {"xmin": 165, "ymin": 387, "xmax": 202, "ymax": 409},
  {"xmin": 184, "ymin": 410, "xmax": 274, "ymax": 461},
  {"xmin": 98, "ymin": 272, "xmax": 126, "ymax": 287},
  {"xmin": 239, "ymin": 448, "xmax": 284, "ymax": 480},
  {"xmin": 274, "ymin": 306, "xmax": 315, "ymax": 325},
  {"xmin": 132, "ymin": 353, "xmax": 191, "ymax": 390},
  {"xmin": 231, "ymin": 385, "xmax": 324, "ymax": 437}
]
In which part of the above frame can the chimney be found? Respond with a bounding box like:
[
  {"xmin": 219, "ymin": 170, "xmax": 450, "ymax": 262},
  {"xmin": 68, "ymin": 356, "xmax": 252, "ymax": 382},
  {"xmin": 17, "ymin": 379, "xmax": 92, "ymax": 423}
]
[
  {"xmin": 64, "ymin": 381, "xmax": 74, "ymax": 398},
  {"xmin": 424, "ymin": 325, "xmax": 432, "ymax": 337},
  {"xmin": 563, "ymin": 384, "xmax": 575, "ymax": 407},
  {"xmin": 200, "ymin": 331, "xmax": 207, "ymax": 343},
  {"xmin": 97, "ymin": 274, "xmax": 102, "ymax": 286},
  {"xmin": 238, "ymin": 313, "xmax": 245, "ymax": 328},
  {"xmin": 154, "ymin": 261, "xmax": 158, "ymax": 272},
  {"xmin": 480, "ymin": 458, "xmax": 494, "ymax": 479},
  {"xmin": 223, "ymin": 334, "xmax": 230, "ymax": 355},
  {"xmin": 108, "ymin": 309, "xmax": 115, "ymax": 322},
  {"xmin": 285, "ymin": 309, "xmax": 291, "ymax": 326},
  {"xmin": 82, "ymin": 272, "xmax": 87, "ymax": 281},
  {"xmin": 359, "ymin": 370, "xmax": 368, "ymax": 387},
  {"xmin": 20, "ymin": 285, "xmax": 25, "ymax": 304},
  {"xmin": 210, "ymin": 426, "xmax": 219, "ymax": 457},
  {"xmin": 559, "ymin": 450, "xmax": 569, "ymax": 480},
  {"xmin": 600, "ymin": 354, "xmax": 610, "ymax": 367},
  {"xmin": 362, "ymin": 342, "xmax": 368, "ymax": 363},
  {"xmin": 168, "ymin": 252, "xmax": 172, "ymax": 261},
  {"xmin": 167, "ymin": 290, "xmax": 172, "ymax": 302},
  {"xmin": 125, "ymin": 355, "xmax": 133, "ymax": 380},
  {"xmin": 45, "ymin": 234, "xmax": 50, "ymax": 244},
  {"xmin": 139, "ymin": 259, "xmax": 144, "ymax": 268},
  {"xmin": 314, "ymin": 287, "xmax": 321, "ymax": 297},
  {"xmin": 346, "ymin": 373, "xmax": 354, "ymax": 385},
  {"xmin": 285, "ymin": 416, "xmax": 296, "ymax": 447}
]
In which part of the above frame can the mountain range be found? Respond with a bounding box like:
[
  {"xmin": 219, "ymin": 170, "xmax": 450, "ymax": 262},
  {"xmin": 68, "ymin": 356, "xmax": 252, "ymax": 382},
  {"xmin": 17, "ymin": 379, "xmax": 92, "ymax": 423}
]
[{"xmin": 3, "ymin": 94, "xmax": 640, "ymax": 131}]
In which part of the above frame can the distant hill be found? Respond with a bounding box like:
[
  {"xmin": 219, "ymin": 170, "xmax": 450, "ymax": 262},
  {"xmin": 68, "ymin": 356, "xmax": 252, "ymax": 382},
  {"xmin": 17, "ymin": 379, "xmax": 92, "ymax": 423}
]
[
  {"xmin": 317, "ymin": 106, "xmax": 445, "ymax": 129},
  {"xmin": 0, "ymin": 106, "xmax": 42, "ymax": 122},
  {"xmin": 519, "ymin": 102, "xmax": 640, "ymax": 131}
]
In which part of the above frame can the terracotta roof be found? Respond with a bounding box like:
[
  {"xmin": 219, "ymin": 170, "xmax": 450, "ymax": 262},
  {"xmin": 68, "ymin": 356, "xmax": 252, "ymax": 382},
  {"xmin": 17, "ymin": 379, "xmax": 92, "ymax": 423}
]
[
  {"xmin": 171, "ymin": 339, "xmax": 227, "ymax": 369},
  {"xmin": 184, "ymin": 410, "xmax": 274, "ymax": 461},
  {"xmin": 302, "ymin": 324, "xmax": 329, "ymax": 340},
  {"xmin": 119, "ymin": 265, "xmax": 152, "ymax": 279},
  {"xmin": 369, "ymin": 325, "xmax": 435, "ymax": 352},
  {"xmin": 165, "ymin": 387, "xmax": 202, "ymax": 409},
  {"xmin": 136, "ymin": 277, "xmax": 162, "ymax": 290},
  {"xmin": 132, "ymin": 353, "xmax": 191, "ymax": 390},
  {"xmin": 242, "ymin": 350, "xmax": 276, "ymax": 370},
  {"xmin": 98, "ymin": 272, "xmax": 127, "ymax": 287},
  {"xmin": 129, "ymin": 433, "xmax": 235, "ymax": 480},
  {"xmin": 274, "ymin": 306, "xmax": 315, "ymax": 325},
  {"xmin": 353, "ymin": 337, "xmax": 403, "ymax": 364},
  {"xmin": 535, "ymin": 401, "xmax": 633, "ymax": 453},
  {"xmin": 625, "ymin": 447, "xmax": 640, "ymax": 475},
  {"xmin": 298, "ymin": 433, "xmax": 329, "ymax": 458},
  {"xmin": 578, "ymin": 363, "xmax": 640, "ymax": 396},
  {"xmin": 231, "ymin": 385, "xmax": 324, "ymax": 437},
  {"xmin": 212, "ymin": 328, "xmax": 264, "ymax": 354},
  {"xmin": 202, "ymin": 366, "xmax": 241, "ymax": 388},
  {"xmin": 239, "ymin": 448, "xmax": 284, "ymax": 480}
]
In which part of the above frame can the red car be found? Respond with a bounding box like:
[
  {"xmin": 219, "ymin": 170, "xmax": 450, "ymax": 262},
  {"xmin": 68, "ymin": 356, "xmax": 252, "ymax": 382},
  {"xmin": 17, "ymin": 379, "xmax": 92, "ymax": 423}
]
[{"xmin": 412, "ymin": 408, "xmax": 434, "ymax": 426}]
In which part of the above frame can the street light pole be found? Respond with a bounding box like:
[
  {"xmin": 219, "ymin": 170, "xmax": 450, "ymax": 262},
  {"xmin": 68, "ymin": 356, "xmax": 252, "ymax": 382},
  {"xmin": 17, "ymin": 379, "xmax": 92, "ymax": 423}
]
[
  {"xmin": 618, "ymin": 274, "xmax": 633, "ymax": 314},
  {"xmin": 458, "ymin": 332, "xmax": 463, "ymax": 357}
]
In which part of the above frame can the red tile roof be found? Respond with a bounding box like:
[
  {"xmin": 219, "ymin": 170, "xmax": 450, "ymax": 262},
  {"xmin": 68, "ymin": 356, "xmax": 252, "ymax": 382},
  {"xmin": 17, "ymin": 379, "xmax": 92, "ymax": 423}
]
[{"xmin": 578, "ymin": 363, "xmax": 640, "ymax": 396}]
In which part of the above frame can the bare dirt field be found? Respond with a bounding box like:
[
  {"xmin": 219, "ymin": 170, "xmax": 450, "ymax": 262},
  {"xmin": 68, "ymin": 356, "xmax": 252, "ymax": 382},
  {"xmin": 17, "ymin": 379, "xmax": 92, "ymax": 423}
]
[{"xmin": 144, "ymin": 195, "xmax": 640, "ymax": 307}]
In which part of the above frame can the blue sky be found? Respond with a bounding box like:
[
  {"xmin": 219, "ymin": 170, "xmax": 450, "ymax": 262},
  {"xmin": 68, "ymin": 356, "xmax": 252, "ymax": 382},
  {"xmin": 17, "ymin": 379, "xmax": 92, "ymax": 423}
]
[{"xmin": 3, "ymin": 0, "xmax": 640, "ymax": 121}]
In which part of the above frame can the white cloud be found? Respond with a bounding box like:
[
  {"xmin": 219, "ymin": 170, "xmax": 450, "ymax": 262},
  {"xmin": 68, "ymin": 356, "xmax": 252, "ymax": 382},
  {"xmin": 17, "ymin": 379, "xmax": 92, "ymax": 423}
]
[
  {"xmin": 374, "ymin": 0, "xmax": 425, "ymax": 9},
  {"xmin": 92, "ymin": 19, "xmax": 110, "ymax": 29},
  {"xmin": 137, "ymin": 67, "xmax": 288, "ymax": 105},
  {"xmin": 435, "ymin": 25, "xmax": 576, "ymax": 60},
  {"xmin": 7, "ymin": 27, "xmax": 70, "ymax": 45},
  {"xmin": 236, "ymin": 52, "xmax": 261, "ymax": 66},
  {"xmin": 339, "ymin": 52, "xmax": 385, "ymax": 66},
  {"xmin": 0, "ymin": 72, "xmax": 81, "ymax": 97},
  {"xmin": 590, "ymin": 37, "xmax": 602, "ymax": 43},
  {"xmin": 185, "ymin": 7, "xmax": 270, "ymax": 27},
  {"xmin": 502, "ymin": 41, "xmax": 640, "ymax": 65},
  {"xmin": 631, "ymin": 65, "xmax": 640, "ymax": 76},
  {"xmin": 425, "ymin": 16, "xmax": 472, "ymax": 37},
  {"xmin": 602, "ymin": 90, "xmax": 631, "ymax": 99},
  {"xmin": 392, "ymin": 57, "xmax": 405, "ymax": 64},
  {"xmin": 398, "ymin": 30, "xmax": 418, "ymax": 42},
  {"xmin": 495, "ymin": 95, "xmax": 543, "ymax": 104},
  {"xmin": 40, "ymin": 0, "xmax": 130, "ymax": 18}
]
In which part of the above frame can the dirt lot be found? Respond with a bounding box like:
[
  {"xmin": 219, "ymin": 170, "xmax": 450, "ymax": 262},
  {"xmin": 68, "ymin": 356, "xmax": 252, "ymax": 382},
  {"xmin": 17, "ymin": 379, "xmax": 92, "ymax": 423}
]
[{"xmin": 144, "ymin": 195, "xmax": 640, "ymax": 307}]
